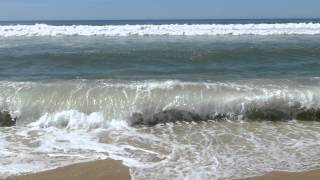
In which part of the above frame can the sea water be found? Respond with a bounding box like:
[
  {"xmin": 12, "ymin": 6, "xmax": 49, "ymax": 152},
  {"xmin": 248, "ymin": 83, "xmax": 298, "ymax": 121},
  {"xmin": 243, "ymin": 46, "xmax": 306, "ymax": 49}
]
[{"xmin": 1, "ymin": 19, "xmax": 320, "ymax": 179}]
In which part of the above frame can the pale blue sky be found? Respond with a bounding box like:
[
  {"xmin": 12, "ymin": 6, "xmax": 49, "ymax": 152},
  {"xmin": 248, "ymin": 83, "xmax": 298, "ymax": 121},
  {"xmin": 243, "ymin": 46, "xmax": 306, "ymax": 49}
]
[{"xmin": 0, "ymin": 0, "xmax": 319, "ymax": 20}]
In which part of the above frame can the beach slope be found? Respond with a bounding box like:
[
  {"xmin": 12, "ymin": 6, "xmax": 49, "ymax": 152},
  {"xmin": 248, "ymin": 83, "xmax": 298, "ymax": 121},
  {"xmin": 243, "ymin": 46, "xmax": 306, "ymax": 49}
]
[{"xmin": 4, "ymin": 159, "xmax": 131, "ymax": 180}]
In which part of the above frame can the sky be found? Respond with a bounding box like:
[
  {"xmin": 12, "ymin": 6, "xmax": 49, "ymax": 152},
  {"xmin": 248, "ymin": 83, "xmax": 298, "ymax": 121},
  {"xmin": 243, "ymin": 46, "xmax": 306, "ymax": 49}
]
[{"xmin": 0, "ymin": 0, "xmax": 319, "ymax": 21}]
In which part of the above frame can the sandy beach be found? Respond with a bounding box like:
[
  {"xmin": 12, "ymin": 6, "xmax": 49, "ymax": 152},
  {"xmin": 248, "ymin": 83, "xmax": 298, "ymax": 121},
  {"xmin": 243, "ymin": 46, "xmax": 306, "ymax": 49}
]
[
  {"xmin": 4, "ymin": 159, "xmax": 131, "ymax": 180},
  {"xmin": 1, "ymin": 18, "xmax": 320, "ymax": 180},
  {"xmin": 3, "ymin": 158, "xmax": 320, "ymax": 180},
  {"xmin": 241, "ymin": 169, "xmax": 320, "ymax": 180}
]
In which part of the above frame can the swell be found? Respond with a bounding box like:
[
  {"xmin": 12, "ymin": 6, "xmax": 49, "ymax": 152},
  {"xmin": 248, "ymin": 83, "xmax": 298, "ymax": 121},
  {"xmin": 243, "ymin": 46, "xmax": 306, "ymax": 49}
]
[
  {"xmin": 1, "ymin": 44, "xmax": 320, "ymax": 81},
  {"xmin": 0, "ymin": 79, "xmax": 320, "ymax": 128},
  {"xmin": 0, "ymin": 23, "xmax": 320, "ymax": 37}
]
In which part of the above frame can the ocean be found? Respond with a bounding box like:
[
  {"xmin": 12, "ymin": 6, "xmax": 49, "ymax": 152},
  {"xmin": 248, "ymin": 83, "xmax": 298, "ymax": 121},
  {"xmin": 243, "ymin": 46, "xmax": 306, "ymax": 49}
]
[{"xmin": 1, "ymin": 19, "xmax": 320, "ymax": 179}]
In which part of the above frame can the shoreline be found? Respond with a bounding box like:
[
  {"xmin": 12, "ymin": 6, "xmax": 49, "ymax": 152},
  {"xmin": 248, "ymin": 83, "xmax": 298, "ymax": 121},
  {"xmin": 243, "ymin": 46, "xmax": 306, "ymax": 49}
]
[
  {"xmin": 4, "ymin": 159, "xmax": 131, "ymax": 180},
  {"xmin": 3, "ymin": 159, "xmax": 320, "ymax": 180},
  {"xmin": 240, "ymin": 169, "xmax": 320, "ymax": 180}
]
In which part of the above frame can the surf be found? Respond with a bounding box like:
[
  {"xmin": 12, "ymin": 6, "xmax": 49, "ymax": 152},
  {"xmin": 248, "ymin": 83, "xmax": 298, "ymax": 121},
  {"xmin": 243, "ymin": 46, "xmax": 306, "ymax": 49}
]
[
  {"xmin": 1, "ymin": 79, "xmax": 320, "ymax": 128},
  {"xmin": 1, "ymin": 23, "xmax": 320, "ymax": 37}
]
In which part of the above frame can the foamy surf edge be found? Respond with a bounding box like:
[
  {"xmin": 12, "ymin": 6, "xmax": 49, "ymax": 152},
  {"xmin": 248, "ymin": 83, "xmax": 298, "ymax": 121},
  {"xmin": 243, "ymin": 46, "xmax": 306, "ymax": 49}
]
[{"xmin": 0, "ymin": 23, "xmax": 320, "ymax": 37}]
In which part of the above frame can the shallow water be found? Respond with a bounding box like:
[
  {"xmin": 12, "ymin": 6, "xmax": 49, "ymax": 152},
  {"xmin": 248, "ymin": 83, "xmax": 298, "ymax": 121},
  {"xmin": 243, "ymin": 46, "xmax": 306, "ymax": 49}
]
[
  {"xmin": 1, "ymin": 120, "xmax": 320, "ymax": 179},
  {"xmin": 1, "ymin": 20, "xmax": 320, "ymax": 180}
]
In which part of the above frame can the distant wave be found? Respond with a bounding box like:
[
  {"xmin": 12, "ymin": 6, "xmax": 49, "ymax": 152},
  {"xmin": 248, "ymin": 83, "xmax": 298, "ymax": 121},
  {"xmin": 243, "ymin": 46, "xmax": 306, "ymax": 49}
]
[{"xmin": 0, "ymin": 23, "xmax": 320, "ymax": 37}]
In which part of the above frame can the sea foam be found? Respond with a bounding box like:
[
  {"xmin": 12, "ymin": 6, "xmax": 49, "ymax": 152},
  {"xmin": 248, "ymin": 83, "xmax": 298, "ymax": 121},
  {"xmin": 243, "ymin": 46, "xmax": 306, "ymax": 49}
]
[{"xmin": 0, "ymin": 23, "xmax": 320, "ymax": 37}]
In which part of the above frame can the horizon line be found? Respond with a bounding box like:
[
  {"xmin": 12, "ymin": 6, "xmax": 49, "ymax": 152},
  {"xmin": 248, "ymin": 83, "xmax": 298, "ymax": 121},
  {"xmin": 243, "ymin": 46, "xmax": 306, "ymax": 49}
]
[{"xmin": 0, "ymin": 17, "xmax": 319, "ymax": 22}]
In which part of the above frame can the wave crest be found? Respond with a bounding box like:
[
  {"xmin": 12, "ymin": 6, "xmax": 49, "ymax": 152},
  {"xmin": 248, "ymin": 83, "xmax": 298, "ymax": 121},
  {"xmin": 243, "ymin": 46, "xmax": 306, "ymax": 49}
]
[
  {"xmin": 1, "ymin": 23, "xmax": 320, "ymax": 37},
  {"xmin": 24, "ymin": 106, "xmax": 320, "ymax": 129},
  {"xmin": 1, "ymin": 79, "xmax": 320, "ymax": 128}
]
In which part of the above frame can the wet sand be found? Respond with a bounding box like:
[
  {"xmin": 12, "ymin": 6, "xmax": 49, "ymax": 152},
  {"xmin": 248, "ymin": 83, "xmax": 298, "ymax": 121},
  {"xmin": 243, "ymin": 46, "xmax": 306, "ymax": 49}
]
[
  {"xmin": 4, "ymin": 159, "xmax": 131, "ymax": 180},
  {"xmin": 241, "ymin": 169, "xmax": 320, "ymax": 180},
  {"xmin": 4, "ymin": 159, "xmax": 320, "ymax": 180}
]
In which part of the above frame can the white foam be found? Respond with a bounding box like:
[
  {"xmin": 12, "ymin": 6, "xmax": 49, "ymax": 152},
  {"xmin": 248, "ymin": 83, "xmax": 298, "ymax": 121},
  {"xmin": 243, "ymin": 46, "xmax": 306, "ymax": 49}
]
[
  {"xmin": 30, "ymin": 110, "xmax": 129, "ymax": 130},
  {"xmin": 0, "ymin": 23, "xmax": 320, "ymax": 37},
  {"xmin": 2, "ymin": 118, "xmax": 320, "ymax": 179},
  {"xmin": 1, "ymin": 79, "xmax": 320, "ymax": 127}
]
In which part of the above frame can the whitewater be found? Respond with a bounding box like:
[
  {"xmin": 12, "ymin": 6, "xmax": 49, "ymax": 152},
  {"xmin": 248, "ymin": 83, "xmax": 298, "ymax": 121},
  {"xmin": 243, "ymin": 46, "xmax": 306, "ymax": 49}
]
[
  {"xmin": 1, "ymin": 79, "xmax": 320, "ymax": 179},
  {"xmin": 1, "ymin": 20, "xmax": 320, "ymax": 180},
  {"xmin": 0, "ymin": 23, "xmax": 320, "ymax": 36}
]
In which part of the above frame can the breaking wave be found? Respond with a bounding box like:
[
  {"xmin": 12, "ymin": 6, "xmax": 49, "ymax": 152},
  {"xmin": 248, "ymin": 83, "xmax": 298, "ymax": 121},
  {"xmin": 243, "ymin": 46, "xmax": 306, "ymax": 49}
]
[
  {"xmin": 1, "ymin": 79, "xmax": 320, "ymax": 128},
  {"xmin": 1, "ymin": 23, "xmax": 320, "ymax": 37},
  {"xmin": 2, "ymin": 79, "xmax": 320, "ymax": 179}
]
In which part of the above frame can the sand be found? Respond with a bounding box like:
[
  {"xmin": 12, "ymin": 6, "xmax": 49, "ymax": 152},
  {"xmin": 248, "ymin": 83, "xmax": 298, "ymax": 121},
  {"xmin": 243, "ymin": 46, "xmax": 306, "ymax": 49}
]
[
  {"xmin": 4, "ymin": 159, "xmax": 131, "ymax": 180},
  {"xmin": 4, "ymin": 159, "xmax": 320, "ymax": 180},
  {"xmin": 240, "ymin": 169, "xmax": 320, "ymax": 180}
]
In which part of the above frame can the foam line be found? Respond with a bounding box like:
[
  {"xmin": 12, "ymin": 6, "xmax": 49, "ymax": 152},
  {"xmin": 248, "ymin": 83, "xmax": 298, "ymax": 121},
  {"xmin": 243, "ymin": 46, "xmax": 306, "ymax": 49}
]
[{"xmin": 0, "ymin": 23, "xmax": 320, "ymax": 37}]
